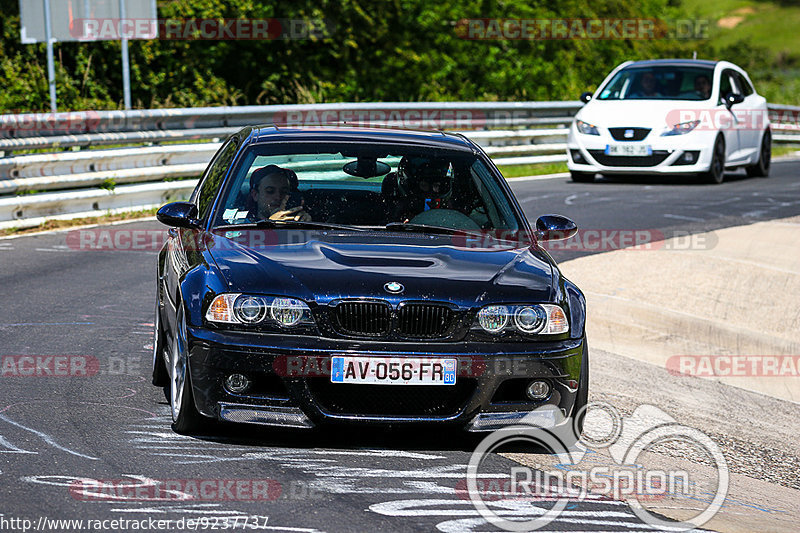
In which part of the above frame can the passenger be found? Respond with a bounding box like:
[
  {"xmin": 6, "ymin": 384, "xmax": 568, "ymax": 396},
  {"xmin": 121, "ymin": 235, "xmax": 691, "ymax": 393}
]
[
  {"xmin": 249, "ymin": 165, "xmax": 311, "ymax": 222},
  {"xmin": 385, "ymin": 157, "xmax": 452, "ymax": 222}
]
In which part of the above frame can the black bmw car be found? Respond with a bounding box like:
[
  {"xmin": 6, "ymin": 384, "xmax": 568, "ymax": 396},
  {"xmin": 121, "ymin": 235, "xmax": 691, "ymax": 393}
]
[{"xmin": 153, "ymin": 125, "xmax": 588, "ymax": 436}]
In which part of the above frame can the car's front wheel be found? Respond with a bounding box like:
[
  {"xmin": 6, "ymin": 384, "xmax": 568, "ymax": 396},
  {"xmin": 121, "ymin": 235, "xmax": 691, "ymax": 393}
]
[
  {"xmin": 570, "ymin": 171, "xmax": 595, "ymax": 183},
  {"xmin": 746, "ymin": 129, "xmax": 771, "ymax": 178},
  {"xmin": 166, "ymin": 303, "xmax": 205, "ymax": 433},
  {"xmin": 702, "ymin": 136, "xmax": 725, "ymax": 184}
]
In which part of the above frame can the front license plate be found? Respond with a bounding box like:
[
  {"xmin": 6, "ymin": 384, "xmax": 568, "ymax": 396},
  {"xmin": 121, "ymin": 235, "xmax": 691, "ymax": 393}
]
[
  {"xmin": 330, "ymin": 356, "xmax": 457, "ymax": 385},
  {"xmin": 605, "ymin": 144, "xmax": 652, "ymax": 156}
]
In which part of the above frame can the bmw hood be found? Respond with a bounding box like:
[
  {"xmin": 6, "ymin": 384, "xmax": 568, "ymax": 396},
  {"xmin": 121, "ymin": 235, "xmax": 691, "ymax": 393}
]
[{"xmin": 206, "ymin": 230, "xmax": 555, "ymax": 306}]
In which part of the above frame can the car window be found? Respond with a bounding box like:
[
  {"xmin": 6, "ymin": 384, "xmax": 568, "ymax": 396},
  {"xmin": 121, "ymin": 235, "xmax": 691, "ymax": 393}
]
[
  {"xmin": 719, "ymin": 71, "xmax": 734, "ymax": 96},
  {"xmin": 195, "ymin": 138, "xmax": 239, "ymax": 220},
  {"xmin": 597, "ymin": 65, "xmax": 715, "ymax": 101},
  {"xmin": 733, "ymin": 72, "xmax": 754, "ymax": 96},
  {"xmin": 210, "ymin": 142, "xmax": 522, "ymax": 232}
]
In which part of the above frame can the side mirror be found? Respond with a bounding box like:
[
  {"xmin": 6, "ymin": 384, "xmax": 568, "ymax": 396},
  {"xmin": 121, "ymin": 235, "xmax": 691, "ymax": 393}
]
[
  {"xmin": 723, "ymin": 92, "xmax": 744, "ymax": 109},
  {"xmin": 534, "ymin": 215, "xmax": 578, "ymax": 242},
  {"xmin": 157, "ymin": 202, "xmax": 200, "ymax": 229},
  {"xmin": 580, "ymin": 91, "xmax": 593, "ymax": 104}
]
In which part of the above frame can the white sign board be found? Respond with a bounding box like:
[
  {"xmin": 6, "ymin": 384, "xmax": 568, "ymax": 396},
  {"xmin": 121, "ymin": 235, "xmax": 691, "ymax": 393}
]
[{"xmin": 19, "ymin": 0, "xmax": 157, "ymax": 43}]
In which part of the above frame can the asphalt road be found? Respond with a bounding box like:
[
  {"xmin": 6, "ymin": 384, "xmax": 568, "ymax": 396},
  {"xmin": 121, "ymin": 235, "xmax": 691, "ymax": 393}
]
[{"xmin": 0, "ymin": 161, "xmax": 798, "ymax": 532}]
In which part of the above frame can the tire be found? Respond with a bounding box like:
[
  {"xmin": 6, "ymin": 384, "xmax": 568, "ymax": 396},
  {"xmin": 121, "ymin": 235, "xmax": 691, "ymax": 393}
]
[
  {"xmin": 570, "ymin": 171, "xmax": 595, "ymax": 183},
  {"xmin": 151, "ymin": 299, "xmax": 169, "ymax": 387},
  {"xmin": 702, "ymin": 136, "xmax": 725, "ymax": 184},
  {"xmin": 746, "ymin": 129, "xmax": 771, "ymax": 178},
  {"xmin": 166, "ymin": 303, "xmax": 205, "ymax": 434}
]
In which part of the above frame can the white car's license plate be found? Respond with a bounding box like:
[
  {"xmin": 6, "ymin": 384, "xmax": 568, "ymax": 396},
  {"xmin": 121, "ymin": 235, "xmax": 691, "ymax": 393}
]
[
  {"xmin": 330, "ymin": 356, "xmax": 457, "ymax": 385},
  {"xmin": 605, "ymin": 144, "xmax": 652, "ymax": 156}
]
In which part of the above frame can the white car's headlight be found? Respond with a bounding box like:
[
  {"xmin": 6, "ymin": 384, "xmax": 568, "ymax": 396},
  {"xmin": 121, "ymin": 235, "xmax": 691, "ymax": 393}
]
[
  {"xmin": 206, "ymin": 293, "xmax": 314, "ymax": 327},
  {"xmin": 575, "ymin": 119, "xmax": 600, "ymax": 136},
  {"xmin": 662, "ymin": 120, "xmax": 701, "ymax": 136},
  {"xmin": 475, "ymin": 304, "xmax": 568, "ymax": 336}
]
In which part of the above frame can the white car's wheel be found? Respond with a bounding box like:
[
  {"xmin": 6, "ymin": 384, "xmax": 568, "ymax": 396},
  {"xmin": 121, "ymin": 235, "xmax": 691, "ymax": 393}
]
[
  {"xmin": 703, "ymin": 136, "xmax": 725, "ymax": 184},
  {"xmin": 570, "ymin": 171, "xmax": 595, "ymax": 183},
  {"xmin": 746, "ymin": 129, "xmax": 771, "ymax": 178}
]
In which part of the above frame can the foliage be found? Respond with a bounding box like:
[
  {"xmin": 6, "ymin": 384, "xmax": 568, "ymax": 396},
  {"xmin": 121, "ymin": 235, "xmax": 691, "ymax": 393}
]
[{"xmin": 0, "ymin": 0, "xmax": 795, "ymax": 112}]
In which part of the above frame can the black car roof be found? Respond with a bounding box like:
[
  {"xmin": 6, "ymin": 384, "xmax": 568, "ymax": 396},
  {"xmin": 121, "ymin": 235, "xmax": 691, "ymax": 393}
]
[
  {"xmin": 624, "ymin": 59, "xmax": 718, "ymax": 68},
  {"xmin": 248, "ymin": 125, "xmax": 477, "ymax": 152}
]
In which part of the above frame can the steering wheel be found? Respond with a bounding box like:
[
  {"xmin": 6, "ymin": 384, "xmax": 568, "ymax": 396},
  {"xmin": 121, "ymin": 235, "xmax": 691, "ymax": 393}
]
[{"xmin": 409, "ymin": 209, "xmax": 482, "ymax": 230}]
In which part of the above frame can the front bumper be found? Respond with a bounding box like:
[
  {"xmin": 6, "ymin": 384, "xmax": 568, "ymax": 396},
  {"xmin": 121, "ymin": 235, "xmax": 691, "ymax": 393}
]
[
  {"xmin": 186, "ymin": 327, "xmax": 586, "ymax": 432},
  {"xmin": 566, "ymin": 127, "xmax": 717, "ymax": 175}
]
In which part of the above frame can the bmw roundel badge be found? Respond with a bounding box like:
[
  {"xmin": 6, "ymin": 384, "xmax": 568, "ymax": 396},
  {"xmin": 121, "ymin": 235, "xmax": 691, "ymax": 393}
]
[{"xmin": 384, "ymin": 282, "xmax": 404, "ymax": 294}]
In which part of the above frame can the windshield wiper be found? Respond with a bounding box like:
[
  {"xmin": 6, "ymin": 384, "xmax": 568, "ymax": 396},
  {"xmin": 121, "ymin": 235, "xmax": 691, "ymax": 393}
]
[
  {"xmin": 385, "ymin": 222, "xmax": 473, "ymax": 236},
  {"xmin": 254, "ymin": 219, "xmax": 369, "ymax": 231},
  {"xmin": 213, "ymin": 220, "xmax": 367, "ymax": 232}
]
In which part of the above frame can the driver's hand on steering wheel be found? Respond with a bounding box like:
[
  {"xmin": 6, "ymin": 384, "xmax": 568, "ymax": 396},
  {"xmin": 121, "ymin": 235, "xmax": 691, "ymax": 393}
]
[{"xmin": 269, "ymin": 205, "xmax": 312, "ymax": 222}]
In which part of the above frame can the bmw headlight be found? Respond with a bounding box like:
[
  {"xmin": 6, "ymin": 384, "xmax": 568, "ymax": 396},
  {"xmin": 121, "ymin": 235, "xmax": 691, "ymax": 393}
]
[
  {"xmin": 662, "ymin": 120, "xmax": 701, "ymax": 136},
  {"xmin": 206, "ymin": 293, "xmax": 314, "ymax": 328},
  {"xmin": 475, "ymin": 304, "xmax": 568, "ymax": 336},
  {"xmin": 575, "ymin": 119, "xmax": 600, "ymax": 136},
  {"xmin": 270, "ymin": 297, "xmax": 307, "ymax": 327},
  {"xmin": 477, "ymin": 305, "xmax": 510, "ymax": 333}
]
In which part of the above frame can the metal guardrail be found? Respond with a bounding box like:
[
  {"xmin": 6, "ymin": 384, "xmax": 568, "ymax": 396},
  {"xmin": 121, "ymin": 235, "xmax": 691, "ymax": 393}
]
[{"xmin": 0, "ymin": 101, "xmax": 798, "ymax": 230}]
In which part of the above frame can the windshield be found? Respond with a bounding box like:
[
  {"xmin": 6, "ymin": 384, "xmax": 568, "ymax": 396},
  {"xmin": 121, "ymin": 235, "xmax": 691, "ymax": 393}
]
[
  {"xmin": 597, "ymin": 66, "xmax": 715, "ymax": 101},
  {"xmin": 210, "ymin": 142, "xmax": 522, "ymax": 232}
]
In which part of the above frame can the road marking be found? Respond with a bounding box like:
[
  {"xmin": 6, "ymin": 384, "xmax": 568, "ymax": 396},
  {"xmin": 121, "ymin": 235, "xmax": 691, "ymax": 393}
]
[
  {"xmin": 0, "ymin": 434, "xmax": 36, "ymax": 454},
  {"xmin": 663, "ymin": 214, "xmax": 705, "ymax": 222},
  {"xmin": 120, "ymin": 417, "xmax": 680, "ymax": 531},
  {"xmin": 508, "ymin": 172, "xmax": 570, "ymax": 182},
  {"xmin": 0, "ymin": 414, "xmax": 99, "ymax": 460}
]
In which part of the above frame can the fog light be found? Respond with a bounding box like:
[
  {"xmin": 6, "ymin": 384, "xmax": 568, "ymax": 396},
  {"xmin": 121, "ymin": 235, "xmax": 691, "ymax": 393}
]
[
  {"xmin": 225, "ymin": 373, "xmax": 251, "ymax": 394},
  {"xmin": 683, "ymin": 152, "xmax": 694, "ymax": 162},
  {"xmin": 526, "ymin": 380, "xmax": 551, "ymax": 400}
]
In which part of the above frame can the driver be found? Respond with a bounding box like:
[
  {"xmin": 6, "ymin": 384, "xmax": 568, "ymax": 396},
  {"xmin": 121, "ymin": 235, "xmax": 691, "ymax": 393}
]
[
  {"xmin": 249, "ymin": 165, "xmax": 311, "ymax": 222},
  {"xmin": 388, "ymin": 156, "xmax": 453, "ymax": 222},
  {"xmin": 694, "ymin": 74, "xmax": 711, "ymax": 99}
]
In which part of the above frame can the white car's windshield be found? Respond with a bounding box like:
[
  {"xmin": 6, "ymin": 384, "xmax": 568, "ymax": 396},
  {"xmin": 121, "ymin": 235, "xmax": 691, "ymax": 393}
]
[{"xmin": 597, "ymin": 66, "xmax": 715, "ymax": 101}]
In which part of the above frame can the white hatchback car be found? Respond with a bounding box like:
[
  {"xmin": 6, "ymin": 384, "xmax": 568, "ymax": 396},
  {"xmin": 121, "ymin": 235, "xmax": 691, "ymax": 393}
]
[{"xmin": 567, "ymin": 59, "xmax": 771, "ymax": 184}]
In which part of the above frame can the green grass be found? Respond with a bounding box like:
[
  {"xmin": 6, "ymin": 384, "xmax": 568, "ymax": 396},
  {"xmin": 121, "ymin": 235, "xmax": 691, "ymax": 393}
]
[
  {"xmin": 772, "ymin": 144, "xmax": 800, "ymax": 157},
  {"xmin": 497, "ymin": 162, "xmax": 568, "ymax": 178},
  {"xmin": 682, "ymin": 0, "xmax": 800, "ymax": 53},
  {"xmin": 0, "ymin": 207, "xmax": 158, "ymax": 237}
]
